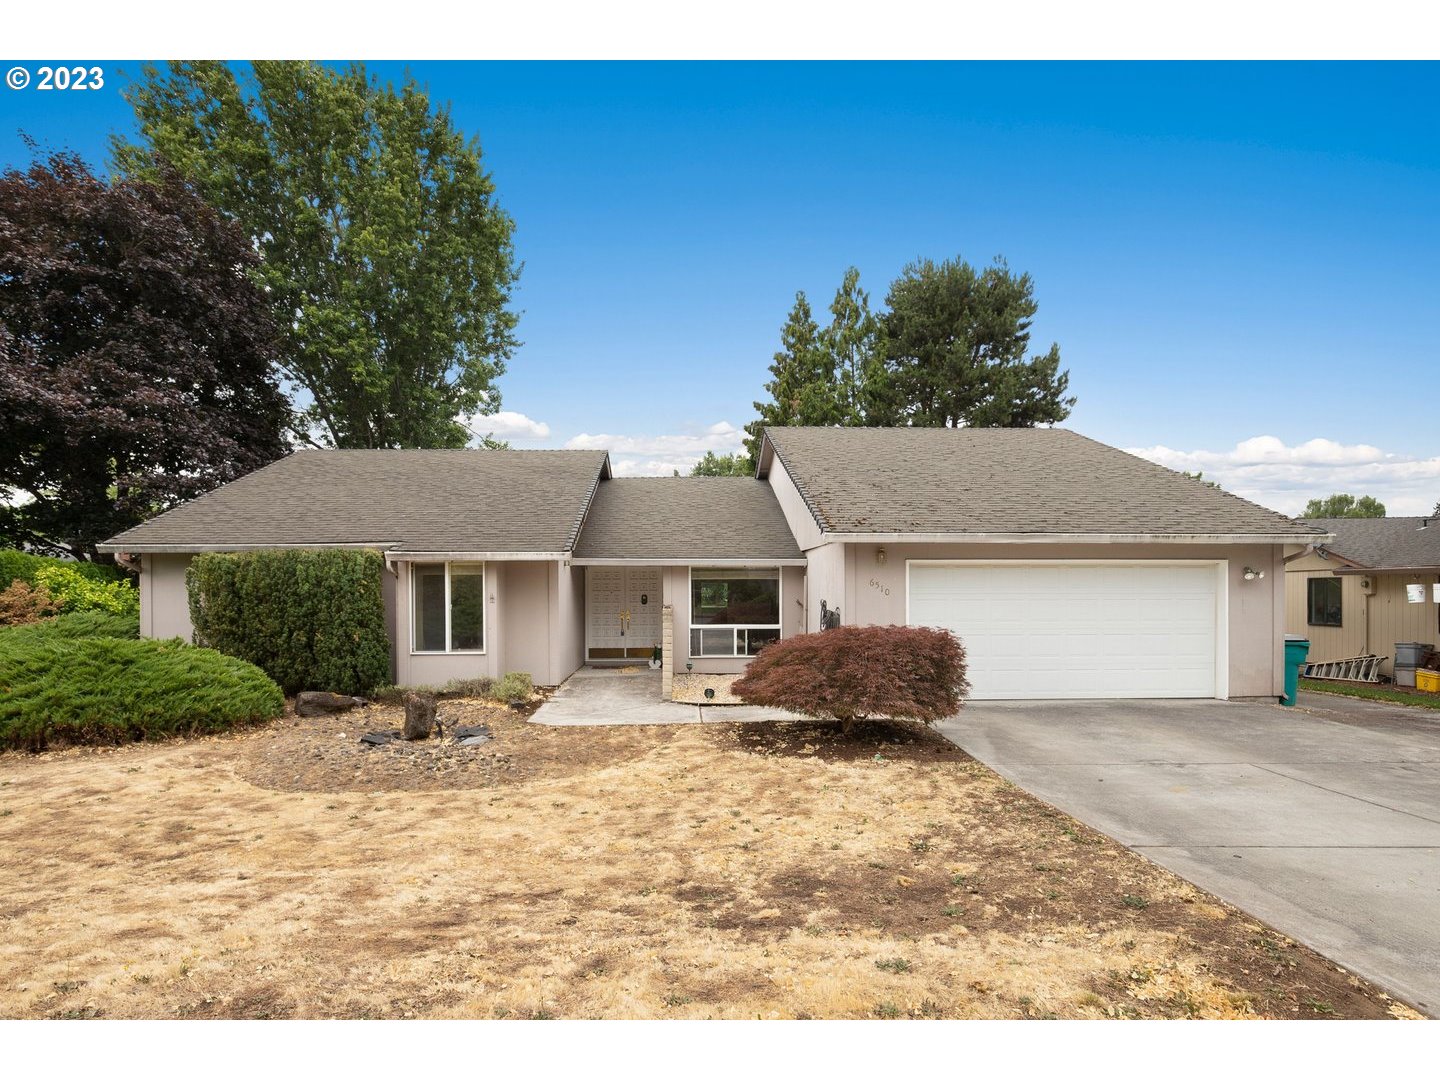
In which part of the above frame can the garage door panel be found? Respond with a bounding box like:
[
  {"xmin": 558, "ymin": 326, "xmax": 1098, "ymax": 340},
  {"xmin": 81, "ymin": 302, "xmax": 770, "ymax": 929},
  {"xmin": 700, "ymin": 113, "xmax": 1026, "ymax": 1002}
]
[{"xmin": 908, "ymin": 563, "xmax": 1219, "ymax": 700}]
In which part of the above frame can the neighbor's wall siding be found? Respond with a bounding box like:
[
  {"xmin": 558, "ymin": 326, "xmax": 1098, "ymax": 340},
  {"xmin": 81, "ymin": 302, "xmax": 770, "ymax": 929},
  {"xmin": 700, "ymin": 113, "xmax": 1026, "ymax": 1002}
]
[
  {"xmin": 1284, "ymin": 560, "xmax": 1440, "ymax": 676},
  {"xmin": 838, "ymin": 541, "xmax": 1287, "ymax": 699},
  {"xmin": 142, "ymin": 553, "xmax": 196, "ymax": 642}
]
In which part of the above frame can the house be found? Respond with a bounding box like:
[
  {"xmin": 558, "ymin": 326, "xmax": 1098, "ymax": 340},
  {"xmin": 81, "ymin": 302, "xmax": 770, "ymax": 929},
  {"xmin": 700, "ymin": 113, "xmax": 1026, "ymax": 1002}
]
[
  {"xmin": 98, "ymin": 427, "xmax": 1324, "ymax": 701},
  {"xmin": 1284, "ymin": 516, "xmax": 1440, "ymax": 679}
]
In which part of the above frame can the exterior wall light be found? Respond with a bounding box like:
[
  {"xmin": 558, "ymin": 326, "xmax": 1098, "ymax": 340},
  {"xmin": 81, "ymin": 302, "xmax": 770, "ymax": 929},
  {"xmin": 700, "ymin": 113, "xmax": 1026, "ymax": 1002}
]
[
  {"xmin": 875, "ymin": 547, "xmax": 887, "ymax": 565},
  {"xmin": 1243, "ymin": 567, "xmax": 1265, "ymax": 581}
]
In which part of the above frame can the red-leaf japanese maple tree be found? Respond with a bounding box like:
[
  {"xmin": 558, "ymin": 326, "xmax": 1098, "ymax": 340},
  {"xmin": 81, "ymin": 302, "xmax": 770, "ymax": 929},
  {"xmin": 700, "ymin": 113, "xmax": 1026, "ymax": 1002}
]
[{"xmin": 732, "ymin": 624, "xmax": 969, "ymax": 733}]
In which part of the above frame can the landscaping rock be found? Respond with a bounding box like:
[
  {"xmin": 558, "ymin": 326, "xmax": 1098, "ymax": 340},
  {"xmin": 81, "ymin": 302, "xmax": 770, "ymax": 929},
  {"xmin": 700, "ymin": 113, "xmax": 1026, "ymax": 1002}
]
[
  {"xmin": 458, "ymin": 735, "xmax": 492, "ymax": 747},
  {"xmin": 402, "ymin": 692, "xmax": 437, "ymax": 740},
  {"xmin": 359, "ymin": 730, "xmax": 399, "ymax": 747},
  {"xmin": 453, "ymin": 724, "xmax": 491, "ymax": 740},
  {"xmin": 297, "ymin": 691, "xmax": 366, "ymax": 717}
]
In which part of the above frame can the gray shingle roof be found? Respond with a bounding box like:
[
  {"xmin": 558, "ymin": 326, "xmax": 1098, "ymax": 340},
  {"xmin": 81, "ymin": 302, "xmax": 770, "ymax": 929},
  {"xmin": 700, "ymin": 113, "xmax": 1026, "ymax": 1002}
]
[
  {"xmin": 99, "ymin": 449, "xmax": 610, "ymax": 554},
  {"xmin": 762, "ymin": 426, "xmax": 1322, "ymax": 539},
  {"xmin": 572, "ymin": 478, "xmax": 804, "ymax": 562},
  {"xmin": 1300, "ymin": 517, "xmax": 1440, "ymax": 569}
]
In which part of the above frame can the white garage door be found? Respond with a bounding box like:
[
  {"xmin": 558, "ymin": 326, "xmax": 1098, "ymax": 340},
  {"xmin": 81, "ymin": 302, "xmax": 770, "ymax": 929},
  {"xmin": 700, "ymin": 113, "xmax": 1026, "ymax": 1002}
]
[{"xmin": 907, "ymin": 562, "xmax": 1221, "ymax": 700}]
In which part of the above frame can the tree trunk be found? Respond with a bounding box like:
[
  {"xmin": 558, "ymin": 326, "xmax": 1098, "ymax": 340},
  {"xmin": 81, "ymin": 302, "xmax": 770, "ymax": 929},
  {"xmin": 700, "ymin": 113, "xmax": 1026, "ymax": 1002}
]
[{"xmin": 402, "ymin": 692, "xmax": 436, "ymax": 741}]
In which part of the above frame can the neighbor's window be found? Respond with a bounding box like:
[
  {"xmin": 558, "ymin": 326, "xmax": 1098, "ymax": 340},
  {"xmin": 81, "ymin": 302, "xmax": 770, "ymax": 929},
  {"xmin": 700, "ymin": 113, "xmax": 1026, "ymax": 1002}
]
[
  {"xmin": 412, "ymin": 562, "xmax": 486, "ymax": 652},
  {"xmin": 1307, "ymin": 577, "xmax": 1342, "ymax": 628},
  {"xmin": 689, "ymin": 567, "xmax": 780, "ymax": 657}
]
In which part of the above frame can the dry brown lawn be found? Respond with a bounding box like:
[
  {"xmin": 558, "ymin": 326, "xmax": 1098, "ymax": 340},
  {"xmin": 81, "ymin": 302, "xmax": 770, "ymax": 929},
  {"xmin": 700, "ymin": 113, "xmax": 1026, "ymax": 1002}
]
[{"xmin": 0, "ymin": 700, "xmax": 1420, "ymax": 1020}]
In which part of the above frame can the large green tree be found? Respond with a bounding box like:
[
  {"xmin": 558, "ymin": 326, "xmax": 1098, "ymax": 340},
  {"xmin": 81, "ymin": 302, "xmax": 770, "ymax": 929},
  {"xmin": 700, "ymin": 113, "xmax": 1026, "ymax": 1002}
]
[
  {"xmin": 822, "ymin": 267, "xmax": 893, "ymax": 426},
  {"xmin": 0, "ymin": 153, "xmax": 288, "ymax": 561},
  {"xmin": 743, "ymin": 291, "xmax": 839, "ymax": 462},
  {"xmin": 883, "ymin": 256, "xmax": 1073, "ymax": 427},
  {"xmin": 1302, "ymin": 493, "xmax": 1386, "ymax": 518},
  {"xmin": 690, "ymin": 452, "xmax": 753, "ymax": 477},
  {"xmin": 114, "ymin": 61, "xmax": 519, "ymax": 448}
]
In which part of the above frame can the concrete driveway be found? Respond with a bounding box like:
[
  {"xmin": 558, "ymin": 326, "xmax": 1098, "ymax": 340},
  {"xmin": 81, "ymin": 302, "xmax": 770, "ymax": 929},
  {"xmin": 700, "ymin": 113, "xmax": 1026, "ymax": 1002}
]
[{"xmin": 937, "ymin": 696, "xmax": 1440, "ymax": 1015}]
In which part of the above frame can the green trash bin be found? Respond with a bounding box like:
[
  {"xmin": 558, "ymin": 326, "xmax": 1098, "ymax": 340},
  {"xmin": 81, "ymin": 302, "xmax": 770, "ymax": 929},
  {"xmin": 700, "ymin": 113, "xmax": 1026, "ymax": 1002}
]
[{"xmin": 1282, "ymin": 635, "xmax": 1310, "ymax": 706}]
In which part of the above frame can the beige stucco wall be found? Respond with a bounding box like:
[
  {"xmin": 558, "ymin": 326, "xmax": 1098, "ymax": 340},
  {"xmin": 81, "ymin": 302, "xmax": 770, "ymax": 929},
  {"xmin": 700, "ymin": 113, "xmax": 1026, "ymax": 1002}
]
[
  {"xmin": 550, "ymin": 561, "xmax": 586, "ymax": 687},
  {"xmin": 804, "ymin": 543, "xmax": 846, "ymax": 633},
  {"xmin": 141, "ymin": 553, "xmax": 196, "ymax": 642},
  {"xmin": 825, "ymin": 541, "xmax": 1287, "ymax": 699},
  {"xmin": 1284, "ymin": 555, "xmax": 1440, "ymax": 675},
  {"xmin": 500, "ymin": 560, "xmax": 551, "ymax": 681},
  {"xmin": 765, "ymin": 455, "xmax": 824, "ymax": 551}
]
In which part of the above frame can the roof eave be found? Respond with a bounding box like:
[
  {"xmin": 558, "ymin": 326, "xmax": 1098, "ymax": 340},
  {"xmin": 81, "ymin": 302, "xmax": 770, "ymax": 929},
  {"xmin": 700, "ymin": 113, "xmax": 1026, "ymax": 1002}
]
[
  {"xmin": 96, "ymin": 541, "xmax": 400, "ymax": 554},
  {"xmin": 815, "ymin": 531, "xmax": 1331, "ymax": 546},
  {"xmin": 1333, "ymin": 564, "xmax": 1440, "ymax": 575}
]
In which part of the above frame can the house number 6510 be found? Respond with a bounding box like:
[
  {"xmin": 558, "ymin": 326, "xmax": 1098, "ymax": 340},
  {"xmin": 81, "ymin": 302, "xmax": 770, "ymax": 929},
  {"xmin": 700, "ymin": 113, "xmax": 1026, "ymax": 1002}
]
[{"xmin": 869, "ymin": 577, "xmax": 891, "ymax": 596}]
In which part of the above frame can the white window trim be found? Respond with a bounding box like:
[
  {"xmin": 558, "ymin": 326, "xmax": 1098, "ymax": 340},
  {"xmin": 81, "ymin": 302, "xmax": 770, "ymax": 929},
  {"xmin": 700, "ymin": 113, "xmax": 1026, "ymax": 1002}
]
[
  {"xmin": 410, "ymin": 561, "xmax": 487, "ymax": 655},
  {"xmin": 687, "ymin": 566, "xmax": 783, "ymax": 659}
]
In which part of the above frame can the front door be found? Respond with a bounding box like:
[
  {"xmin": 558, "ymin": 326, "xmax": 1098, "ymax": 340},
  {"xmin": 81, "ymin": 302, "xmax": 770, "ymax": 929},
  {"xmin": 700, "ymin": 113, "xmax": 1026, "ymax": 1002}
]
[{"xmin": 587, "ymin": 566, "xmax": 663, "ymax": 660}]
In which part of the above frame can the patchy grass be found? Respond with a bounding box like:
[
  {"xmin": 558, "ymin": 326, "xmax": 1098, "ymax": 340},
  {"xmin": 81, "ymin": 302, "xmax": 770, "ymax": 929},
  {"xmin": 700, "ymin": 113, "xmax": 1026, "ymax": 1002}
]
[
  {"xmin": 1299, "ymin": 678, "xmax": 1440, "ymax": 711},
  {"xmin": 0, "ymin": 706, "xmax": 1420, "ymax": 1020}
]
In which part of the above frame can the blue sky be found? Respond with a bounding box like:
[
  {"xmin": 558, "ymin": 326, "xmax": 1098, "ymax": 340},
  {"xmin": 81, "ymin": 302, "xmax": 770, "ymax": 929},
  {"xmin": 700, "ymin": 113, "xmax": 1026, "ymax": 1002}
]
[{"xmin": 3, "ymin": 61, "xmax": 1437, "ymax": 511}]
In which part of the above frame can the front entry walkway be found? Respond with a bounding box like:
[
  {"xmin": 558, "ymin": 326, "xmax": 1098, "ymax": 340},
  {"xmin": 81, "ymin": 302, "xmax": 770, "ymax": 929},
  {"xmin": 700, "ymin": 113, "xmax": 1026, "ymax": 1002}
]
[
  {"xmin": 937, "ymin": 698, "xmax": 1440, "ymax": 1015},
  {"xmin": 531, "ymin": 666, "xmax": 799, "ymax": 726}
]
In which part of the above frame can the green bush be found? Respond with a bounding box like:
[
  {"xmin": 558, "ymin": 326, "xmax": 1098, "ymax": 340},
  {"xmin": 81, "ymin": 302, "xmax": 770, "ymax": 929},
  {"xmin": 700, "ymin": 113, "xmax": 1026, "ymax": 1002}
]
[
  {"xmin": 0, "ymin": 550, "xmax": 128, "ymax": 591},
  {"xmin": 444, "ymin": 675, "xmax": 496, "ymax": 699},
  {"xmin": 492, "ymin": 671, "xmax": 535, "ymax": 705},
  {"xmin": 33, "ymin": 563, "xmax": 140, "ymax": 618},
  {"xmin": 187, "ymin": 548, "xmax": 391, "ymax": 696},
  {"xmin": 0, "ymin": 610, "xmax": 139, "ymax": 643},
  {"xmin": 0, "ymin": 635, "xmax": 283, "ymax": 750}
]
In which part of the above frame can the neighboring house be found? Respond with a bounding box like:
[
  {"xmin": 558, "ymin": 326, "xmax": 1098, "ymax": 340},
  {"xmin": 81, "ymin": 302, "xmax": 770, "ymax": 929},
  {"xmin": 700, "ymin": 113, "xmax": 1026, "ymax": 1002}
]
[
  {"xmin": 98, "ymin": 427, "xmax": 1323, "ymax": 701},
  {"xmin": 1284, "ymin": 516, "xmax": 1440, "ymax": 678}
]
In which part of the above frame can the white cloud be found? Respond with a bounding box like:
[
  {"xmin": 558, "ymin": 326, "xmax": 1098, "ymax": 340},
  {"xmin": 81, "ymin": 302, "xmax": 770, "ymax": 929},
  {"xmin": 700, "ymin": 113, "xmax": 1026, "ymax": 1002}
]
[
  {"xmin": 1126, "ymin": 435, "xmax": 1440, "ymax": 516},
  {"xmin": 565, "ymin": 421, "xmax": 748, "ymax": 476},
  {"xmin": 461, "ymin": 410, "xmax": 551, "ymax": 442}
]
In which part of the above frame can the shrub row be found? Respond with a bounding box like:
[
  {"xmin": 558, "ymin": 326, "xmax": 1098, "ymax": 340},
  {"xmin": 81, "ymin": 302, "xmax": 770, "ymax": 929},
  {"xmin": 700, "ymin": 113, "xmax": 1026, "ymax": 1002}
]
[
  {"xmin": 0, "ymin": 610, "xmax": 139, "ymax": 643},
  {"xmin": 0, "ymin": 550, "xmax": 138, "ymax": 625},
  {"xmin": 369, "ymin": 671, "xmax": 534, "ymax": 707},
  {"xmin": 0, "ymin": 630, "xmax": 283, "ymax": 751},
  {"xmin": 187, "ymin": 548, "xmax": 391, "ymax": 696},
  {"xmin": 0, "ymin": 549, "xmax": 128, "ymax": 592}
]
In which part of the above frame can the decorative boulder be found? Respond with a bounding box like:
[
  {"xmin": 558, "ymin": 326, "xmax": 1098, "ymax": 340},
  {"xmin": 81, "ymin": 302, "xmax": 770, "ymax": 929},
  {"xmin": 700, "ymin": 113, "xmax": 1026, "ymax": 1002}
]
[
  {"xmin": 402, "ymin": 692, "xmax": 437, "ymax": 741},
  {"xmin": 296, "ymin": 691, "xmax": 367, "ymax": 717}
]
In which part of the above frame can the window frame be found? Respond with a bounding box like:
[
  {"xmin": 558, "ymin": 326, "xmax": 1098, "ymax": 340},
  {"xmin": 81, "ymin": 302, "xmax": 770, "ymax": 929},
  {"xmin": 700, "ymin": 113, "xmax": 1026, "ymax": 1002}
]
[
  {"xmin": 1306, "ymin": 576, "xmax": 1342, "ymax": 628},
  {"xmin": 410, "ymin": 561, "xmax": 487, "ymax": 655},
  {"xmin": 687, "ymin": 566, "xmax": 782, "ymax": 659}
]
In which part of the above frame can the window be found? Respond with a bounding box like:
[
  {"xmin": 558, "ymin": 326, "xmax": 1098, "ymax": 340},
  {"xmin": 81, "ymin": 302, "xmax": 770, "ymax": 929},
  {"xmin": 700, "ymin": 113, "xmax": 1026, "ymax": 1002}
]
[
  {"xmin": 412, "ymin": 562, "xmax": 486, "ymax": 653},
  {"xmin": 1307, "ymin": 577, "xmax": 1342, "ymax": 628},
  {"xmin": 689, "ymin": 567, "xmax": 781, "ymax": 657}
]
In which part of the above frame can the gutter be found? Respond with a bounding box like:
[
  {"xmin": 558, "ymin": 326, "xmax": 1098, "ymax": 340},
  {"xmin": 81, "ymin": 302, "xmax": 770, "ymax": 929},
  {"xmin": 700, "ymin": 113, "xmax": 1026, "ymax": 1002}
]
[
  {"xmin": 571, "ymin": 557, "xmax": 809, "ymax": 567},
  {"xmin": 95, "ymin": 541, "xmax": 400, "ymax": 554},
  {"xmin": 812, "ymin": 531, "xmax": 1334, "ymax": 546},
  {"xmin": 1333, "ymin": 565, "xmax": 1440, "ymax": 575}
]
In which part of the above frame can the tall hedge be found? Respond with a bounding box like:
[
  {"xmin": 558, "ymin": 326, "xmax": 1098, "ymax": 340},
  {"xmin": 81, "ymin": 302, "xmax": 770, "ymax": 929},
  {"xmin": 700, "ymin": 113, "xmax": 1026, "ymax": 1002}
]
[{"xmin": 186, "ymin": 548, "xmax": 391, "ymax": 695}]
